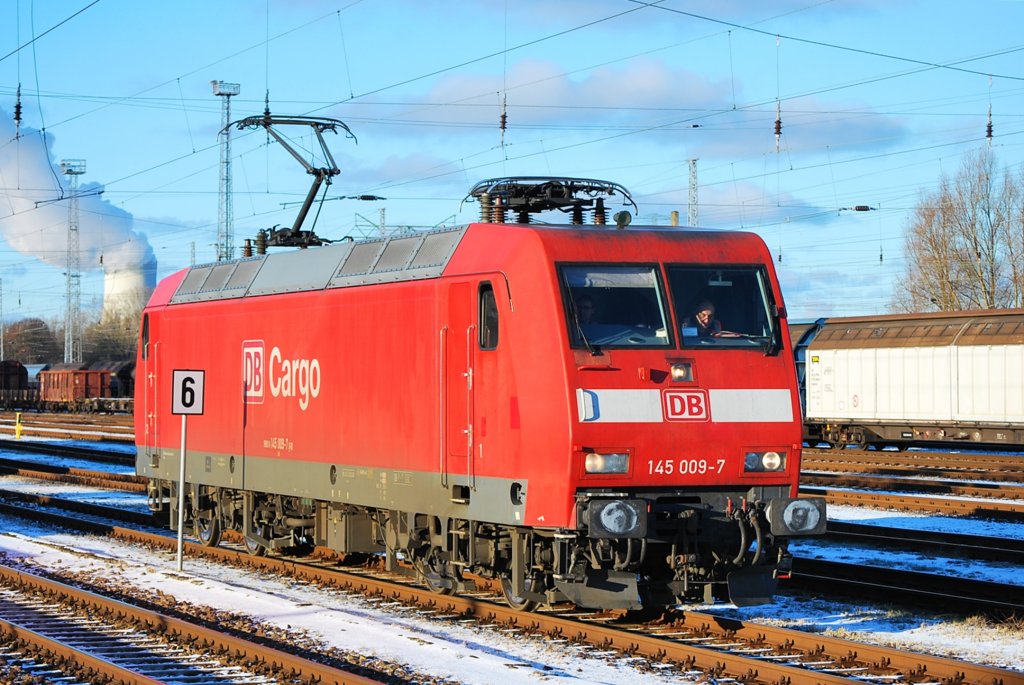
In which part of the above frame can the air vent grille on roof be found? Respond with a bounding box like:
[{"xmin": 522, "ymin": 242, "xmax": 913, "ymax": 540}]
[
  {"xmin": 337, "ymin": 241, "xmax": 382, "ymax": 276},
  {"xmin": 170, "ymin": 226, "xmax": 467, "ymax": 303},
  {"xmin": 373, "ymin": 236, "xmax": 420, "ymax": 273}
]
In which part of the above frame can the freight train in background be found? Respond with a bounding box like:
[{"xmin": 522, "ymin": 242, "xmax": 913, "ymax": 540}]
[
  {"xmin": 0, "ymin": 360, "xmax": 134, "ymax": 412},
  {"xmin": 791, "ymin": 309, "xmax": 1024, "ymax": 450},
  {"xmin": 135, "ymin": 174, "xmax": 828, "ymax": 612}
]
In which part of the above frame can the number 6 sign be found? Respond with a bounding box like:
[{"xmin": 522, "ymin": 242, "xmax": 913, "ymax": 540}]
[{"xmin": 172, "ymin": 370, "xmax": 205, "ymax": 415}]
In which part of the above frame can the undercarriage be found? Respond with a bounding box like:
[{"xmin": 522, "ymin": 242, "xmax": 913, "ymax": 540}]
[{"xmin": 147, "ymin": 480, "xmax": 820, "ymax": 611}]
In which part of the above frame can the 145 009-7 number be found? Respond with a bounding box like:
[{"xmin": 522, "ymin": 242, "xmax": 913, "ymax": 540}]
[{"xmin": 647, "ymin": 458, "xmax": 726, "ymax": 476}]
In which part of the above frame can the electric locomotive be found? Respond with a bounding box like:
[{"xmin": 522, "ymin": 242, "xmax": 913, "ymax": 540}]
[{"xmin": 136, "ymin": 176, "xmax": 825, "ymax": 611}]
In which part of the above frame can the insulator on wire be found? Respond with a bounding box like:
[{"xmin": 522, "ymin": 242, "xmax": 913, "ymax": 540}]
[
  {"xmin": 774, "ymin": 100, "xmax": 782, "ymax": 152},
  {"xmin": 986, "ymin": 105, "xmax": 993, "ymax": 145},
  {"xmin": 499, "ymin": 95, "xmax": 508, "ymax": 148},
  {"xmin": 13, "ymin": 84, "xmax": 22, "ymax": 136}
]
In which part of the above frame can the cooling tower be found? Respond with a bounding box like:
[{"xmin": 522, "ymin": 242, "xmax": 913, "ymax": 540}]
[{"xmin": 102, "ymin": 258, "xmax": 157, "ymax": 321}]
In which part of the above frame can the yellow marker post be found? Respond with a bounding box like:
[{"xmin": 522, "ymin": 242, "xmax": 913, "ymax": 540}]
[{"xmin": 14, "ymin": 412, "xmax": 22, "ymax": 440}]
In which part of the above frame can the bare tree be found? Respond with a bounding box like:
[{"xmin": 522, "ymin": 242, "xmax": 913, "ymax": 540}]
[
  {"xmin": 4, "ymin": 318, "xmax": 62, "ymax": 363},
  {"xmin": 83, "ymin": 292, "xmax": 146, "ymax": 362},
  {"xmin": 893, "ymin": 148, "xmax": 1023, "ymax": 311}
]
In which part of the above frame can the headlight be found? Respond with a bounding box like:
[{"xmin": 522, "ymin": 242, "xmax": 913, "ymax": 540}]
[
  {"xmin": 767, "ymin": 498, "xmax": 826, "ymax": 536},
  {"xmin": 585, "ymin": 452, "xmax": 630, "ymax": 474},
  {"xmin": 670, "ymin": 362, "xmax": 693, "ymax": 382},
  {"xmin": 587, "ymin": 499, "xmax": 647, "ymax": 538},
  {"xmin": 744, "ymin": 450, "xmax": 786, "ymax": 472}
]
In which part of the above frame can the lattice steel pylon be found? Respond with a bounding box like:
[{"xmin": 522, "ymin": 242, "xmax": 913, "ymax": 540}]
[
  {"xmin": 212, "ymin": 80, "xmax": 240, "ymax": 261},
  {"xmin": 61, "ymin": 159, "xmax": 85, "ymax": 363}
]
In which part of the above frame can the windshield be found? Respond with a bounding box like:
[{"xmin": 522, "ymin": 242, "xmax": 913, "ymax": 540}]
[
  {"xmin": 667, "ymin": 265, "xmax": 778, "ymax": 349},
  {"xmin": 562, "ymin": 264, "xmax": 671, "ymax": 348}
]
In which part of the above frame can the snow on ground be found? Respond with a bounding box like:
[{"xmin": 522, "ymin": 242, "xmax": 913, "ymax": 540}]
[
  {"xmin": 828, "ymin": 503, "xmax": 1024, "ymax": 540},
  {"xmin": 789, "ymin": 504, "xmax": 1024, "ymax": 585},
  {"xmin": 0, "ymin": 517, "xmax": 694, "ymax": 685},
  {"xmin": 0, "ymin": 475, "xmax": 151, "ymax": 512},
  {"xmin": 0, "ymin": 439, "xmax": 1022, "ymax": 676},
  {"xmin": 709, "ymin": 593, "xmax": 1024, "ymax": 670}
]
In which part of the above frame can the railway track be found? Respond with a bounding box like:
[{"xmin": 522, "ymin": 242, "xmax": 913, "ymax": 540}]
[
  {"xmin": 803, "ymin": 447, "xmax": 1024, "ymax": 480},
  {"xmin": 826, "ymin": 519, "xmax": 1024, "ymax": 563},
  {"xmin": 0, "ymin": 436, "xmax": 135, "ymax": 465},
  {"xmin": 0, "ymin": 562, "xmax": 388, "ymax": 684},
  {"xmin": 0, "ymin": 411, "xmax": 134, "ymax": 443},
  {"xmin": 0, "ymin": 494, "xmax": 1018, "ymax": 684},
  {"xmin": 801, "ymin": 471, "xmax": 1024, "ymax": 498},
  {"xmin": 2, "ymin": 447, "xmax": 1023, "ymax": 611},
  {"xmin": 10, "ymin": 436, "xmax": 1021, "ymax": 520},
  {"xmin": 801, "ymin": 484, "xmax": 1024, "ymax": 518},
  {"xmin": 0, "ymin": 427, "xmax": 1019, "ymax": 679},
  {"xmin": 0, "ymin": 455, "xmax": 145, "ymax": 491}
]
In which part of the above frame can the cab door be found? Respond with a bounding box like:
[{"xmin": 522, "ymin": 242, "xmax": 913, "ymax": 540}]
[
  {"xmin": 442, "ymin": 278, "xmax": 502, "ymax": 492},
  {"xmin": 443, "ymin": 281, "xmax": 473, "ymax": 486},
  {"xmin": 139, "ymin": 312, "xmax": 159, "ymax": 465}
]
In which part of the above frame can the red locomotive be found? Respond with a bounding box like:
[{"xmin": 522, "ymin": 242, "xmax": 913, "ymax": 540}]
[{"xmin": 136, "ymin": 177, "xmax": 825, "ymax": 611}]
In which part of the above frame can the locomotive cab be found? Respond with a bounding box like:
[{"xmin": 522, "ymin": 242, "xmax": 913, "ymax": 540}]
[{"xmin": 544, "ymin": 258, "xmax": 825, "ymax": 609}]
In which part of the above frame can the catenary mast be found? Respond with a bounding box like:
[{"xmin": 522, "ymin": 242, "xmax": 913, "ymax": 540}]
[
  {"xmin": 212, "ymin": 81, "xmax": 240, "ymax": 262},
  {"xmin": 61, "ymin": 159, "xmax": 85, "ymax": 363}
]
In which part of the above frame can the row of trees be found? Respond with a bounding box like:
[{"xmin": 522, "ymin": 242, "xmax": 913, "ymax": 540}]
[
  {"xmin": 894, "ymin": 148, "xmax": 1024, "ymax": 312},
  {"xmin": 3, "ymin": 310, "xmax": 140, "ymax": 364}
]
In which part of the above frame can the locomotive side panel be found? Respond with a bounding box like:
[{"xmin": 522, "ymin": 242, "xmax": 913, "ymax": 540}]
[{"xmin": 139, "ymin": 228, "xmax": 572, "ymax": 529}]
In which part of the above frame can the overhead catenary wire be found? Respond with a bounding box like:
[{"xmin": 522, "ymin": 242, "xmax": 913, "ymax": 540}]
[{"xmin": 3, "ymin": 2, "xmax": 1023, "ymax": 320}]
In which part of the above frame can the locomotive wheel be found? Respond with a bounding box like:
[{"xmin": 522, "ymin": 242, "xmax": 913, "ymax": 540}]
[
  {"xmin": 500, "ymin": 573, "xmax": 540, "ymax": 612},
  {"xmin": 243, "ymin": 532, "xmax": 268, "ymax": 557},
  {"xmin": 415, "ymin": 551, "xmax": 457, "ymax": 595},
  {"xmin": 195, "ymin": 510, "xmax": 221, "ymax": 547},
  {"xmin": 194, "ymin": 487, "xmax": 221, "ymax": 547}
]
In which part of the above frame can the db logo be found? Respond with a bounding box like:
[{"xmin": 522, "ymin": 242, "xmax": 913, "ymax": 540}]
[
  {"xmin": 663, "ymin": 389, "xmax": 709, "ymax": 421},
  {"xmin": 242, "ymin": 340, "xmax": 265, "ymax": 404}
]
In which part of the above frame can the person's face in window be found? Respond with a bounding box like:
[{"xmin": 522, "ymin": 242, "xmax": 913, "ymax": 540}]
[
  {"xmin": 696, "ymin": 305, "xmax": 715, "ymax": 328},
  {"xmin": 577, "ymin": 299, "xmax": 595, "ymax": 323}
]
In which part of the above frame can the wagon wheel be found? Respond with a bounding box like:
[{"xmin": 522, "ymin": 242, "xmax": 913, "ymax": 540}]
[
  {"xmin": 500, "ymin": 571, "xmax": 541, "ymax": 612},
  {"xmin": 194, "ymin": 487, "xmax": 222, "ymax": 548},
  {"xmin": 415, "ymin": 549, "xmax": 458, "ymax": 595}
]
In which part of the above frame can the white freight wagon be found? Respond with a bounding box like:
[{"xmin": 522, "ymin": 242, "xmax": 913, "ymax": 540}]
[{"xmin": 793, "ymin": 310, "xmax": 1024, "ymax": 448}]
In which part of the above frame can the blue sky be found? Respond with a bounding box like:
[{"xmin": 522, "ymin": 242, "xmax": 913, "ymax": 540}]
[{"xmin": 1, "ymin": 0, "xmax": 1023, "ymax": 325}]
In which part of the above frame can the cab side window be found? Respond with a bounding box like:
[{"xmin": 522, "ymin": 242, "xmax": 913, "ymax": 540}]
[
  {"xmin": 141, "ymin": 314, "xmax": 150, "ymax": 361},
  {"xmin": 479, "ymin": 282, "xmax": 499, "ymax": 350}
]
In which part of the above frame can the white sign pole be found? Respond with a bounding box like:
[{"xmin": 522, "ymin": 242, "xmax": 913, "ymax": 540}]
[
  {"xmin": 176, "ymin": 414, "xmax": 187, "ymax": 571},
  {"xmin": 171, "ymin": 369, "xmax": 205, "ymax": 573}
]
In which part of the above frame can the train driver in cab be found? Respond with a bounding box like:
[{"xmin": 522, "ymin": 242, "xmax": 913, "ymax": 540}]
[
  {"xmin": 576, "ymin": 296, "xmax": 596, "ymax": 325},
  {"xmin": 688, "ymin": 299, "xmax": 722, "ymax": 337}
]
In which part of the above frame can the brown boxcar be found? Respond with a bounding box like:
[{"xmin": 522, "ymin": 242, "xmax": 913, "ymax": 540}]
[{"xmin": 39, "ymin": 368, "xmax": 112, "ymax": 410}]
